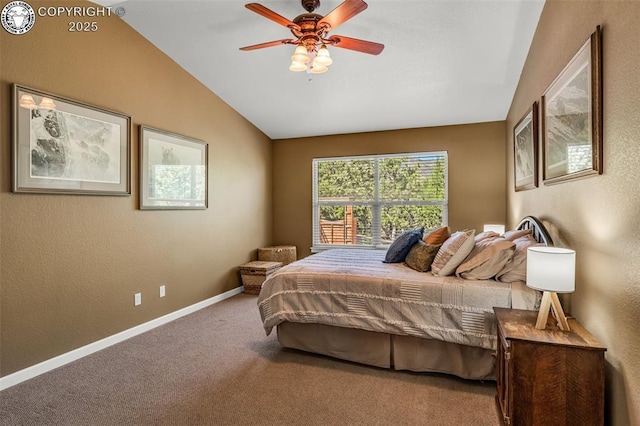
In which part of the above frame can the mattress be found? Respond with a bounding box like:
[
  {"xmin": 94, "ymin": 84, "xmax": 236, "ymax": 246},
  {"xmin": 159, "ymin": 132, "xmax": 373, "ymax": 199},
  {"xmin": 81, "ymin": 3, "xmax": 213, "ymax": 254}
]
[{"xmin": 257, "ymin": 248, "xmax": 539, "ymax": 351}]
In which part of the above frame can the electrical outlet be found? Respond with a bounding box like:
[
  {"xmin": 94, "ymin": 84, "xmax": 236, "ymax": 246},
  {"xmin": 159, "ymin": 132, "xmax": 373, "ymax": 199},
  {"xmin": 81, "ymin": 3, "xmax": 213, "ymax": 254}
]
[
  {"xmin": 134, "ymin": 292, "xmax": 142, "ymax": 306},
  {"xmin": 159, "ymin": 285, "xmax": 166, "ymax": 298}
]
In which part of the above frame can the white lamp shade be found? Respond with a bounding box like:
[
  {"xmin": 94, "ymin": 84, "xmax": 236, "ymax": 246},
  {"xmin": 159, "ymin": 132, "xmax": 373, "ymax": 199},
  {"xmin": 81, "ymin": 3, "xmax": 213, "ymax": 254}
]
[
  {"xmin": 309, "ymin": 65, "xmax": 328, "ymax": 74},
  {"xmin": 526, "ymin": 247, "xmax": 575, "ymax": 293},
  {"xmin": 483, "ymin": 224, "xmax": 505, "ymax": 234},
  {"xmin": 289, "ymin": 61, "xmax": 307, "ymax": 72},
  {"xmin": 314, "ymin": 45, "xmax": 333, "ymax": 66},
  {"xmin": 291, "ymin": 45, "xmax": 310, "ymax": 64}
]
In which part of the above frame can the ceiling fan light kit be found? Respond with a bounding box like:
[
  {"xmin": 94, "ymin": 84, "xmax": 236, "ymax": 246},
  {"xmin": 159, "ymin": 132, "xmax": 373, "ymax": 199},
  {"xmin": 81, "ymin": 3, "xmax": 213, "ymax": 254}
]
[
  {"xmin": 289, "ymin": 60, "xmax": 308, "ymax": 72},
  {"xmin": 291, "ymin": 44, "xmax": 311, "ymax": 63},
  {"xmin": 314, "ymin": 44, "xmax": 333, "ymax": 66},
  {"xmin": 309, "ymin": 64, "xmax": 328, "ymax": 74},
  {"xmin": 240, "ymin": 0, "xmax": 384, "ymax": 74},
  {"xmin": 290, "ymin": 43, "xmax": 332, "ymax": 73}
]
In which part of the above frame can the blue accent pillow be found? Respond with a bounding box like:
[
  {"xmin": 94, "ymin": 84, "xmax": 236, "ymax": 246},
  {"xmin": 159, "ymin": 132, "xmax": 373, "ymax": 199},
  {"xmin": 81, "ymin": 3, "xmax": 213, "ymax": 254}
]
[{"xmin": 383, "ymin": 227, "xmax": 424, "ymax": 263}]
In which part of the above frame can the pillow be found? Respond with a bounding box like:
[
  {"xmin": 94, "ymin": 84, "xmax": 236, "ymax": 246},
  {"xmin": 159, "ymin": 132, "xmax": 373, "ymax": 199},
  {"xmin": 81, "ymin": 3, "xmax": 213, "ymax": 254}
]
[
  {"xmin": 405, "ymin": 241, "xmax": 441, "ymax": 272},
  {"xmin": 456, "ymin": 237, "xmax": 516, "ymax": 280},
  {"xmin": 474, "ymin": 231, "xmax": 500, "ymax": 243},
  {"xmin": 383, "ymin": 227, "xmax": 424, "ymax": 263},
  {"xmin": 502, "ymin": 228, "xmax": 532, "ymax": 242},
  {"xmin": 495, "ymin": 235, "xmax": 542, "ymax": 283},
  {"xmin": 431, "ymin": 229, "xmax": 476, "ymax": 276},
  {"xmin": 423, "ymin": 226, "xmax": 450, "ymax": 245}
]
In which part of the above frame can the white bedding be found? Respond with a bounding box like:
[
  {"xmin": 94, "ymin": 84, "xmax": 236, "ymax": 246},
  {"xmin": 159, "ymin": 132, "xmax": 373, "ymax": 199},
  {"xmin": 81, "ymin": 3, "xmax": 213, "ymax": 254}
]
[{"xmin": 257, "ymin": 249, "xmax": 540, "ymax": 350}]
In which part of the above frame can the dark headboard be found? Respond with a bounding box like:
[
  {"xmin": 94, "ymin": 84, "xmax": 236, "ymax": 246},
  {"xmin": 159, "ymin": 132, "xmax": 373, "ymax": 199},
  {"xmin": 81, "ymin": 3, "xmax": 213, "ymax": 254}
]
[{"xmin": 516, "ymin": 216, "xmax": 553, "ymax": 246}]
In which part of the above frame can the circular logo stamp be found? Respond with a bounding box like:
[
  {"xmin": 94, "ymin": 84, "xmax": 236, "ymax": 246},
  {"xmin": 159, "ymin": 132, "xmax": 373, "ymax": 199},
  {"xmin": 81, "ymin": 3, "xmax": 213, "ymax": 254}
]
[{"xmin": 1, "ymin": 1, "xmax": 35, "ymax": 35}]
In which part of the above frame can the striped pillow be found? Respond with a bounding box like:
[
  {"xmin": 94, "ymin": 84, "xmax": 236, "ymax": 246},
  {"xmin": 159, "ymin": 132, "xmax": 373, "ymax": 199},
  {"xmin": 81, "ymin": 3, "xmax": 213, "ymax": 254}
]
[{"xmin": 431, "ymin": 229, "xmax": 476, "ymax": 276}]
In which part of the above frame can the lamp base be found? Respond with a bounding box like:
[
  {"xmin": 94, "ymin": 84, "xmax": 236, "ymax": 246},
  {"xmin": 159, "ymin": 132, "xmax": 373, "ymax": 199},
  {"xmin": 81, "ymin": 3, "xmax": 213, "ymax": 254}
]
[{"xmin": 535, "ymin": 291, "xmax": 570, "ymax": 331}]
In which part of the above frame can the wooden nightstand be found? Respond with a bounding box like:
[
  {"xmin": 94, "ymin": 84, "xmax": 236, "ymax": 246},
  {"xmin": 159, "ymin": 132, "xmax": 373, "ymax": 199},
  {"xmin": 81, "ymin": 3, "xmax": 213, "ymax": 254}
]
[{"xmin": 494, "ymin": 308, "xmax": 606, "ymax": 426}]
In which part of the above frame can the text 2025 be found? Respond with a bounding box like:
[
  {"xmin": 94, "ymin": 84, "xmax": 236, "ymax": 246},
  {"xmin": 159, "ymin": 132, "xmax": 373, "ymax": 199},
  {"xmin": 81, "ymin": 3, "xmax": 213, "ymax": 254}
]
[{"xmin": 68, "ymin": 22, "xmax": 98, "ymax": 32}]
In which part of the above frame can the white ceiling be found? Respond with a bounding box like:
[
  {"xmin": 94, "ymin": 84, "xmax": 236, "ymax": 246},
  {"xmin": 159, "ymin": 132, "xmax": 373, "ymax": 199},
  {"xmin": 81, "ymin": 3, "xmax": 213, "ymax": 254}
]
[{"xmin": 99, "ymin": 0, "xmax": 545, "ymax": 139}]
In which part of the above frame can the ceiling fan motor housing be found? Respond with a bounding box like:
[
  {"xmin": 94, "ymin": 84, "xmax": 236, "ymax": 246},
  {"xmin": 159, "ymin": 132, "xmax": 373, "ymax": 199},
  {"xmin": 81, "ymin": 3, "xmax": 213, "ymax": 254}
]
[
  {"xmin": 302, "ymin": 0, "xmax": 320, "ymax": 13},
  {"xmin": 292, "ymin": 13, "xmax": 325, "ymax": 50}
]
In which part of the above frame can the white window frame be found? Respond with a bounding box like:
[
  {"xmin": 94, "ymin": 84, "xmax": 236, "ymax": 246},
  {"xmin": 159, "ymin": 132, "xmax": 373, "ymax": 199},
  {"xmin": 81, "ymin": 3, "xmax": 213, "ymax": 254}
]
[{"xmin": 312, "ymin": 151, "xmax": 448, "ymax": 252}]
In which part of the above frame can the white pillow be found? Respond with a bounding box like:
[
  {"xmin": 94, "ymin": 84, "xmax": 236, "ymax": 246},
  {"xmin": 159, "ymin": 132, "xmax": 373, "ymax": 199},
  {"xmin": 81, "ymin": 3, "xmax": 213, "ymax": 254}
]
[{"xmin": 431, "ymin": 229, "xmax": 476, "ymax": 276}]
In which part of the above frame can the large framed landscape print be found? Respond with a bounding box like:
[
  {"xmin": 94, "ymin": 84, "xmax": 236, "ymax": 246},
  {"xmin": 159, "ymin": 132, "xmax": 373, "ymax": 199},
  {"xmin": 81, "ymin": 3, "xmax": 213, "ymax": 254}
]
[
  {"xmin": 12, "ymin": 85, "xmax": 131, "ymax": 195},
  {"xmin": 542, "ymin": 26, "xmax": 603, "ymax": 185},
  {"xmin": 513, "ymin": 102, "xmax": 538, "ymax": 191},
  {"xmin": 139, "ymin": 126, "xmax": 208, "ymax": 210}
]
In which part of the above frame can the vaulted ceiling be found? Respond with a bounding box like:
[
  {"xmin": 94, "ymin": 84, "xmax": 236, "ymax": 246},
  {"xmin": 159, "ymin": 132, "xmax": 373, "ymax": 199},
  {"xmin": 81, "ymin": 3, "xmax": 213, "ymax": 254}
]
[{"xmin": 98, "ymin": 0, "xmax": 545, "ymax": 139}]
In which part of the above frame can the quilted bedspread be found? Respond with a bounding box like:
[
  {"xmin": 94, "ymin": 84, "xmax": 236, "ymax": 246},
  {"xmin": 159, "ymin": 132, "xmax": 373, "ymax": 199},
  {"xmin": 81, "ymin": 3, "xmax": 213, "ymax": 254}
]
[{"xmin": 257, "ymin": 249, "xmax": 539, "ymax": 350}]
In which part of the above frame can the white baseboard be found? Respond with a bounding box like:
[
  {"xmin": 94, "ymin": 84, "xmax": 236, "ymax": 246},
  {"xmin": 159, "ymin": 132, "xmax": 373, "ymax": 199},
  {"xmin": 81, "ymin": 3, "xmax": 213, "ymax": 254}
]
[{"xmin": 0, "ymin": 286, "xmax": 244, "ymax": 391}]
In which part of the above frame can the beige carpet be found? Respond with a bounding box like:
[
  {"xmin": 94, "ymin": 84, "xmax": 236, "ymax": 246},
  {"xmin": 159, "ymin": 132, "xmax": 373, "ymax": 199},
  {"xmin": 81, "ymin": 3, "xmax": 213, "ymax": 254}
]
[{"xmin": 0, "ymin": 293, "xmax": 499, "ymax": 425}]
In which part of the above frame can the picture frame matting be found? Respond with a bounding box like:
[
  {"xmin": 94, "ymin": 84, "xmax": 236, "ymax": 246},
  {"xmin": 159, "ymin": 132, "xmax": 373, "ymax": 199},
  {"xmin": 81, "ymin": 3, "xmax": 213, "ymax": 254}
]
[
  {"xmin": 139, "ymin": 126, "xmax": 208, "ymax": 210},
  {"xmin": 12, "ymin": 84, "xmax": 131, "ymax": 195}
]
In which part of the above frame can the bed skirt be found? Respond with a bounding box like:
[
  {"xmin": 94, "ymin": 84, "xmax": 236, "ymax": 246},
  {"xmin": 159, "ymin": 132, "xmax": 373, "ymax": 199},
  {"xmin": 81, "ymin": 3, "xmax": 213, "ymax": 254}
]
[{"xmin": 277, "ymin": 321, "xmax": 496, "ymax": 380}]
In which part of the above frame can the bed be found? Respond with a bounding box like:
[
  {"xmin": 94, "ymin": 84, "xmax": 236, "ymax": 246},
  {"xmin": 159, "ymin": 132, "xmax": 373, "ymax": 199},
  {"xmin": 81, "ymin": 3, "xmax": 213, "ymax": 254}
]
[{"xmin": 257, "ymin": 216, "xmax": 552, "ymax": 380}]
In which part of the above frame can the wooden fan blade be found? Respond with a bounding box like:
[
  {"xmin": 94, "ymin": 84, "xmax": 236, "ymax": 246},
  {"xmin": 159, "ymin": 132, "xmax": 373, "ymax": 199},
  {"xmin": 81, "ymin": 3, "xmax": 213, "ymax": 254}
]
[
  {"xmin": 245, "ymin": 3, "xmax": 300, "ymax": 30},
  {"xmin": 327, "ymin": 35, "xmax": 384, "ymax": 55},
  {"xmin": 240, "ymin": 39, "xmax": 296, "ymax": 51},
  {"xmin": 318, "ymin": 0, "xmax": 368, "ymax": 31}
]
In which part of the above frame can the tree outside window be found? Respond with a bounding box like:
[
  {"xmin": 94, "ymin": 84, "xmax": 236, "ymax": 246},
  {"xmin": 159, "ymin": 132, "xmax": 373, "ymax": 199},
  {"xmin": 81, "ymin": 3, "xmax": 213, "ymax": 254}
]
[{"xmin": 313, "ymin": 152, "xmax": 448, "ymax": 250}]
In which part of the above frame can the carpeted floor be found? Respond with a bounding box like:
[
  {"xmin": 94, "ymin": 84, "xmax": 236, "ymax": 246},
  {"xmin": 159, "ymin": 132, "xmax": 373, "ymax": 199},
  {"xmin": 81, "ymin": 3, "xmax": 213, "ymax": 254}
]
[{"xmin": 0, "ymin": 293, "xmax": 500, "ymax": 425}]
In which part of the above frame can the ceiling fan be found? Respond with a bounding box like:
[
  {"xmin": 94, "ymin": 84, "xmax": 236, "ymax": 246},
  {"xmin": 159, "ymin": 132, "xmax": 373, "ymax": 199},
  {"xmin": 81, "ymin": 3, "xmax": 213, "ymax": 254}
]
[{"xmin": 239, "ymin": 0, "xmax": 384, "ymax": 73}]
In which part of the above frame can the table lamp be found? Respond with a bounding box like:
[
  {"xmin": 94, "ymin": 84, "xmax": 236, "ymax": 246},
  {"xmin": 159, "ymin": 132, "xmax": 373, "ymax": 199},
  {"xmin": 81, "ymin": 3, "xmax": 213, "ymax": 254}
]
[{"xmin": 526, "ymin": 246, "xmax": 575, "ymax": 331}]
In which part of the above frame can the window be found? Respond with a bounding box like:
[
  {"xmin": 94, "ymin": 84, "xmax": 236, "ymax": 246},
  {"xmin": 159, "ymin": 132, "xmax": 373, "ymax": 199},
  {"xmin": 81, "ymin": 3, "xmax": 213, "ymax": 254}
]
[{"xmin": 312, "ymin": 152, "xmax": 448, "ymax": 251}]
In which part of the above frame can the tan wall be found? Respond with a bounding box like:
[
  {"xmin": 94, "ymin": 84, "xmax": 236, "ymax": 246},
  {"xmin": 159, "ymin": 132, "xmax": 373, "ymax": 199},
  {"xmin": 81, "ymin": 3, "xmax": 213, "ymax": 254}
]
[
  {"xmin": 273, "ymin": 122, "xmax": 507, "ymax": 258},
  {"xmin": 506, "ymin": 1, "xmax": 640, "ymax": 424},
  {"xmin": 0, "ymin": 1, "xmax": 272, "ymax": 376}
]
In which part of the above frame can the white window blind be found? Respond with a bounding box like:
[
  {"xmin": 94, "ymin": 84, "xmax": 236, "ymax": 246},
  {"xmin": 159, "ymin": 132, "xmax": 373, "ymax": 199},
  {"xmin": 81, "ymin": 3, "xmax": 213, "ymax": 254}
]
[{"xmin": 312, "ymin": 151, "xmax": 448, "ymax": 251}]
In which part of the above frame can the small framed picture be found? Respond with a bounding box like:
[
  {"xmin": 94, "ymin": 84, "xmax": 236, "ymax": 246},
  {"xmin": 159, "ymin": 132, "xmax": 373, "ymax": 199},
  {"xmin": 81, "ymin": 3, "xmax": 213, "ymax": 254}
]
[
  {"xmin": 12, "ymin": 84, "xmax": 131, "ymax": 195},
  {"xmin": 542, "ymin": 26, "xmax": 603, "ymax": 184},
  {"xmin": 513, "ymin": 102, "xmax": 539, "ymax": 191},
  {"xmin": 139, "ymin": 126, "xmax": 208, "ymax": 210}
]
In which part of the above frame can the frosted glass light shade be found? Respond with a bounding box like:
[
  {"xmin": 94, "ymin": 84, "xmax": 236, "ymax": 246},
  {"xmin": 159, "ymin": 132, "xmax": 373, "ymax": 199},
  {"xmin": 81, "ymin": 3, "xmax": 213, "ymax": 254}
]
[
  {"xmin": 291, "ymin": 45, "xmax": 310, "ymax": 64},
  {"xmin": 314, "ymin": 45, "xmax": 333, "ymax": 66},
  {"xmin": 309, "ymin": 65, "xmax": 328, "ymax": 74},
  {"xmin": 483, "ymin": 224, "xmax": 505, "ymax": 234},
  {"xmin": 289, "ymin": 61, "xmax": 307, "ymax": 72},
  {"xmin": 526, "ymin": 247, "xmax": 575, "ymax": 293}
]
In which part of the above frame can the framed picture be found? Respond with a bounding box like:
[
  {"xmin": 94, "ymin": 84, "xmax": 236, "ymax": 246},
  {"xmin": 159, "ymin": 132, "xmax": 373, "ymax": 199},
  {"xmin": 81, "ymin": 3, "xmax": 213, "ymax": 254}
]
[
  {"xmin": 139, "ymin": 126, "xmax": 208, "ymax": 210},
  {"xmin": 542, "ymin": 26, "xmax": 603, "ymax": 184},
  {"xmin": 514, "ymin": 102, "xmax": 539, "ymax": 191},
  {"xmin": 12, "ymin": 84, "xmax": 131, "ymax": 195}
]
